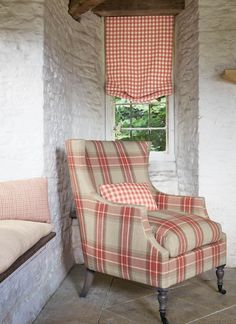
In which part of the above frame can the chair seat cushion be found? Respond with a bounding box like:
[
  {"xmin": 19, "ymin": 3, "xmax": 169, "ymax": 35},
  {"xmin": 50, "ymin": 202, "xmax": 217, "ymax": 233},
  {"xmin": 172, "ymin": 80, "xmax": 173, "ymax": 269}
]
[
  {"xmin": 148, "ymin": 210, "xmax": 222, "ymax": 257},
  {"xmin": 100, "ymin": 182, "xmax": 158, "ymax": 211},
  {"xmin": 0, "ymin": 220, "xmax": 53, "ymax": 273}
]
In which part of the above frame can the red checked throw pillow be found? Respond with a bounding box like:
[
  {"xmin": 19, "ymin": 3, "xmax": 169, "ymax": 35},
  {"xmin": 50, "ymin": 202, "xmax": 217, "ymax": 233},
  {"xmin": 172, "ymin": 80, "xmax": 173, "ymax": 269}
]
[{"xmin": 100, "ymin": 183, "xmax": 158, "ymax": 211}]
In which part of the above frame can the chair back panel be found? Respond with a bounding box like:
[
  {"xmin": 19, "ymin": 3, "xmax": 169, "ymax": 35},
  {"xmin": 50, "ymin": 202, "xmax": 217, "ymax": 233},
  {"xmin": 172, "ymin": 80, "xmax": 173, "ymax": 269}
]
[{"xmin": 66, "ymin": 139, "xmax": 151, "ymax": 196}]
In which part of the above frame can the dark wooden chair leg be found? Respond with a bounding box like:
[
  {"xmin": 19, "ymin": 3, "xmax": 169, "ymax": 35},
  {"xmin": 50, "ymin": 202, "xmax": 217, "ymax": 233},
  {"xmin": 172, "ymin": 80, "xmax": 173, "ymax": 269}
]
[
  {"xmin": 79, "ymin": 268, "xmax": 95, "ymax": 297},
  {"xmin": 157, "ymin": 288, "xmax": 169, "ymax": 324},
  {"xmin": 216, "ymin": 264, "xmax": 226, "ymax": 295}
]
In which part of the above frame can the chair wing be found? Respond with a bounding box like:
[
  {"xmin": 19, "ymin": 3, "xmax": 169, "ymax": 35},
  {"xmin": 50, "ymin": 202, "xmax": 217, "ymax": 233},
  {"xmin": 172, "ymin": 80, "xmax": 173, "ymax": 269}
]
[{"xmin": 66, "ymin": 139, "xmax": 152, "ymax": 195}]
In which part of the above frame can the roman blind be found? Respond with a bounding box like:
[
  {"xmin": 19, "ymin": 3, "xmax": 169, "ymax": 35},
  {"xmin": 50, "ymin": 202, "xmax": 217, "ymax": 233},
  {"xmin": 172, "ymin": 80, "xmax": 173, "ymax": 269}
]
[{"xmin": 105, "ymin": 16, "xmax": 174, "ymax": 102}]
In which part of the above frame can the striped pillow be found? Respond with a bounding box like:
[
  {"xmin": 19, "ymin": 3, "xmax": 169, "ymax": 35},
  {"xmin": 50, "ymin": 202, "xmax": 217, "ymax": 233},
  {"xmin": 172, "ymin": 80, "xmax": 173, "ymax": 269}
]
[
  {"xmin": 100, "ymin": 182, "xmax": 158, "ymax": 211},
  {"xmin": 0, "ymin": 178, "xmax": 51, "ymax": 223}
]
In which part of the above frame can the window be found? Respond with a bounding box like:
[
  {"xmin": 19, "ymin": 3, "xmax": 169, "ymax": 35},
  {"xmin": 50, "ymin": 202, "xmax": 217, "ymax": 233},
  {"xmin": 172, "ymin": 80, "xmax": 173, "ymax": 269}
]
[{"xmin": 114, "ymin": 97, "xmax": 168, "ymax": 152}]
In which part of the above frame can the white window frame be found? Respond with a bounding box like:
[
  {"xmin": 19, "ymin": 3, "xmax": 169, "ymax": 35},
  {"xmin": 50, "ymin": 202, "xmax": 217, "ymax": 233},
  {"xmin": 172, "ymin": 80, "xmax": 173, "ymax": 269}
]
[{"xmin": 105, "ymin": 94, "xmax": 175, "ymax": 162}]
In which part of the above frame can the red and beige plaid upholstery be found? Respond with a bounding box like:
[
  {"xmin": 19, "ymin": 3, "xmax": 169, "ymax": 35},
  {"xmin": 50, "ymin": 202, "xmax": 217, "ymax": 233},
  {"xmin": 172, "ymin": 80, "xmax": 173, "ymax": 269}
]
[
  {"xmin": 105, "ymin": 16, "xmax": 174, "ymax": 102},
  {"xmin": 0, "ymin": 178, "xmax": 51, "ymax": 223},
  {"xmin": 100, "ymin": 182, "xmax": 158, "ymax": 211},
  {"xmin": 67, "ymin": 140, "xmax": 151, "ymax": 195},
  {"xmin": 148, "ymin": 210, "xmax": 222, "ymax": 257},
  {"xmin": 66, "ymin": 139, "xmax": 226, "ymax": 288},
  {"xmin": 154, "ymin": 192, "xmax": 209, "ymax": 218}
]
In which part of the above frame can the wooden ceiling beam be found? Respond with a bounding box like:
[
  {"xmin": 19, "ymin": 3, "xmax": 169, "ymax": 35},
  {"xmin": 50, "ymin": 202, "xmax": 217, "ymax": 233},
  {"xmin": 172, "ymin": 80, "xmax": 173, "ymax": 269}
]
[
  {"xmin": 93, "ymin": 0, "xmax": 185, "ymax": 16},
  {"xmin": 68, "ymin": 0, "xmax": 106, "ymax": 21}
]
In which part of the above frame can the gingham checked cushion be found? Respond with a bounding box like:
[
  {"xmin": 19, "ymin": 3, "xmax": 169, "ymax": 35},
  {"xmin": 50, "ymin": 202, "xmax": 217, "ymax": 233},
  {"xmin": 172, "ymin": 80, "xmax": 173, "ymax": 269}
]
[
  {"xmin": 148, "ymin": 210, "xmax": 222, "ymax": 257},
  {"xmin": 0, "ymin": 178, "xmax": 51, "ymax": 223},
  {"xmin": 100, "ymin": 183, "xmax": 158, "ymax": 211}
]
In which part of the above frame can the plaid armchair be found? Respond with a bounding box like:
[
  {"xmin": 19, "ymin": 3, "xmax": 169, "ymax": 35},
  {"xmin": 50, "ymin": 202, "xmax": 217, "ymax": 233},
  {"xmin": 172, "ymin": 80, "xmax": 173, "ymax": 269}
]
[{"xmin": 66, "ymin": 139, "xmax": 226, "ymax": 324}]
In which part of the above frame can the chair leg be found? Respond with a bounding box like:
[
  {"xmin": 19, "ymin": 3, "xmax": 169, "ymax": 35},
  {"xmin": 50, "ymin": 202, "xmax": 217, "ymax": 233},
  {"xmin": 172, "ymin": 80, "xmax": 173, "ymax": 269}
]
[
  {"xmin": 79, "ymin": 268, "xmax": 95, "ymax": 297},
  {"xmin": 157, "ymin": 288, "xmax": 169, "ymax": 324},
  {"xmin": 216, "ymin": 264, "xmax": 226, "ymax": 295}
]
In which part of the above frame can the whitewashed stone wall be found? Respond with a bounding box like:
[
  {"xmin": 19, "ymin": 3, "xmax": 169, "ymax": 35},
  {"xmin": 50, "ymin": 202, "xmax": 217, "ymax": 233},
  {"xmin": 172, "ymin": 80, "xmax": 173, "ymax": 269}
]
[
  {"xmin": 198, "ymin": 0, "xmax": 236, "ymax": 266},
  {"xmin": 0, "ymin": 0, "xmax": 44, "ymax": 180},
  {"xmin": 175, "ymin": 0, "xmax": 236, "ymax": 267},
  {"xmin": 175, "ymin": 0, "xmax": 199, "ymax": 196},
  {"xmin": 0, "ymin": 2, "xmax": 51, "ymax": 322},
  {"xmin": 149, "ymin": 161, "xmax": 178, "ymax": 194},
  {"xmin": 44, "ymin": 0, "xmax": 105, "ymax": 266},
  {"xmin": 0, "ymin": 0, "xmax": 105, "ymax": 322},
  {"xmin": 0, "ymin": 240, "xmax": 66, "ymax": 324}
]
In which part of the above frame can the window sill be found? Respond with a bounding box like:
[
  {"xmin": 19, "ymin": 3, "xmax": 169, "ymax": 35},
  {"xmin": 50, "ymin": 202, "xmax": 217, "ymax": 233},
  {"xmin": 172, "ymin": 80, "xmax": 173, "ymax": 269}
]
[{"xmin": 149, "ymin": 151, "xmax": 175, "ymax": 162}]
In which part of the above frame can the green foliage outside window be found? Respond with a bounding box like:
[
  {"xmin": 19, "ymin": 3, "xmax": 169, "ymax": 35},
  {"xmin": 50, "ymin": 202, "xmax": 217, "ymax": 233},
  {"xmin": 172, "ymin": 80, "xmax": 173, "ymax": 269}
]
[{"xmin": 114, "ymin": 97, "xmax": 167, "ymax": 151}]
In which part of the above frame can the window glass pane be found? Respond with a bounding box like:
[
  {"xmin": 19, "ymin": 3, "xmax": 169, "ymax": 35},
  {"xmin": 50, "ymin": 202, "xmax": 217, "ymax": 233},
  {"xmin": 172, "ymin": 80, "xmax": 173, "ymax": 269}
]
[
  {"xmin": 149, "ymin": 97, "xmax": 166, "ymax": 127},
  {"xmin": 115, "ymin": 97, "xmax": 130, "ymax": 105},
  {"xmin": 150, "ymin": 130, "xmax": 166, "ymax": 151},
  {"xmin": 131, "ymin": 130, "xmax": 149, "ymax": 141},
  {"xmin": 114, "ymin": 96, "xmax": 168, "ymax": 152},
  {"xmin": 115, "ymin": 105, "xmax": 131, "ymax": 127},
  {"xmin": 131, "ymin": 105, "xmax": 149, "ymax": 128},
  {"xmin": 116, "ymin": 130, "xmax": 131, "ymax": 141}
]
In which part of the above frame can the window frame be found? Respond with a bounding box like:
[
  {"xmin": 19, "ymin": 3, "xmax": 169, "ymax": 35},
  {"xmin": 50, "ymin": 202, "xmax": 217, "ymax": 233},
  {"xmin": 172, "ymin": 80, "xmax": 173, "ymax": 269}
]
[
  {"xmin": 114, "ymin": 97, "xmax": 168, "ymax": 152},
  {"xmin": 105, "ymin": 94, "xmax": 175, "ymax": 162}
]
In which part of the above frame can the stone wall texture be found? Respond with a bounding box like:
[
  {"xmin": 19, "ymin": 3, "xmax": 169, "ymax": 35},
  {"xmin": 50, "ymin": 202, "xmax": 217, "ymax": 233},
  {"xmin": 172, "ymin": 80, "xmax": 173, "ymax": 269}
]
[
  {"xmin": 149, "ymin": 160, "xmax": 178, "ymax": 194},
  {"xmin": 198, "ymin": 0, "xmax": 236, "ymax": 266},
  {"xmin": 175, "ymin": 0, "xmax": 199, "ymax": 196},
  {"xmin": 0, "ymin": 0, "xmax": 44, "ymax": 180},
  {"xmin": 175, "ymin": 0, "xmax": 236, "ymax": 266},
  {"xmin": 0, "ymin": 240, "xmax": 66, "ymax": 324},
  {"xmin": 43, "ymin": 0, "xmax": 105, "ymax": 268},
  {"xmin": 0, "ymin": 0, "xmax": 105, "ymax": 323}
]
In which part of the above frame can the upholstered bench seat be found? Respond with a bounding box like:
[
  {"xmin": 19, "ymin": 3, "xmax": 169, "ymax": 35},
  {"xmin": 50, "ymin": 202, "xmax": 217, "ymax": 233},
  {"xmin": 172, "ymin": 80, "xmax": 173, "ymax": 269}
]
[
  {"xmin": 148, "ymin": 210, "xmax": 222, "ymax": 257},
  {"xmin": 0, "ymin": 220, "xmax": 53, "ymax": 274}
]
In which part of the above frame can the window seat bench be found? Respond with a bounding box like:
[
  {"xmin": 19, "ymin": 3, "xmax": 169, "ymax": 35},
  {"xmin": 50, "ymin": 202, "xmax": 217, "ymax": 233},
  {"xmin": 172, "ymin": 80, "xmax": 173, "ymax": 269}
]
[
  {"xmin": 0, "ymin": 178, "xmax": 56, "ymax": 283},
  {"xmin": 0, "ymin": 221, "xmax": 55, "ymax": 283}
]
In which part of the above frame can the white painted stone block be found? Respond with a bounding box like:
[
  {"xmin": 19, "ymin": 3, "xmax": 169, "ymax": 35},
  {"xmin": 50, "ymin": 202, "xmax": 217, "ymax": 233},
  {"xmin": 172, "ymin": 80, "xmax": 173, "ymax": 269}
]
[
  {"xmin": 175, "ymin": 0, "xmax": 199, "ymax": 196},
  {"xmin": 0, "ymin": 0, "xmax": 44, "ymax": 181}
]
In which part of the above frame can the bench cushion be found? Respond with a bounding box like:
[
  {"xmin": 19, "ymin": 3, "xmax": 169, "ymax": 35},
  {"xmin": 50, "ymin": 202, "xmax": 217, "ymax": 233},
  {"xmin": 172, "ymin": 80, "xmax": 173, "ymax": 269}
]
[
  {"xmin": 148, "ymin": 210, "xmax": 222, "ymax": 257},
  {"xmin": 0, "ymin": 220, "xmax": 53, "ymax": 273},
  {"xmin": 0, "ymin": 178, "xmax": 50, "ymax": 223}
]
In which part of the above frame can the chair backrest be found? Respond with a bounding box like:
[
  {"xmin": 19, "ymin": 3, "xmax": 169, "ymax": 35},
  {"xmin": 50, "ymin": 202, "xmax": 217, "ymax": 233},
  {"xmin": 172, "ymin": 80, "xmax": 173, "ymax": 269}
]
[{"xmin": 66, "ymin": 139, "xmax": 151, "ymax": 197}]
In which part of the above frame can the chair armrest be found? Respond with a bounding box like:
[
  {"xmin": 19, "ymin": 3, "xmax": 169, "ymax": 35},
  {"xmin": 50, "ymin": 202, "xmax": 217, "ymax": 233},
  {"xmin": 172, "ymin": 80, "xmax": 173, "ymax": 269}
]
[
  {"xmin": 153, "ymin": 190, "xmax": 208, "ymax": 218},
  {"xmin": 75, "ymin": 193, "xmax": 169, "ymax": 262}
]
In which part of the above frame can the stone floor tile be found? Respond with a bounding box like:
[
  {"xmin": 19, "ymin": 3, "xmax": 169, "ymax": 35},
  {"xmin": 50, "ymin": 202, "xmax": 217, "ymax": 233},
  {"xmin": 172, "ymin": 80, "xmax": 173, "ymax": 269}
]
[
  {"xmin": 170, "ymin": 277, "xmax": 236, "ymax": 310},
  {"xmin": 103, "ymin": 292, "xmax": 225, "ymax": 324},
  {"xmin": 35, "ymin": 265, "xmax": 236, "ymax": 324},
  {"xmin": 98, "ymin": 310, "xmax": 135, "ymax": 323},
  {"xmin": 103, "ymin": 277, "xmax": 236, "ymax": 324},
  {"xmin": 34, "ymin": 266, "xmax": 113, "ymax": 324},
  {"xmin": 199, "ymin": 267, "xmax": 236, "ymax": 281},
  {"xmin": 103, "ymin": 277, "xmax": 154, "ymax": 308},
  {"xmin": 103, "ymin": 294, "xmax": 163, "ymax": 323},
  {"xmin": 187, "ymin": 304, "xmax": 236, "ymax": 324}
]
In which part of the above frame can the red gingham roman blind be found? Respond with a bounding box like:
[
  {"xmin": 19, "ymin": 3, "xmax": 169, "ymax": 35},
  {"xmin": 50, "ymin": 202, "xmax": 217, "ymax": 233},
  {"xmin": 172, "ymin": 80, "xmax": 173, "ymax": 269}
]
[{"xmin": 105, "ymin": 16, "xmax": 174, "ymax": 102}]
